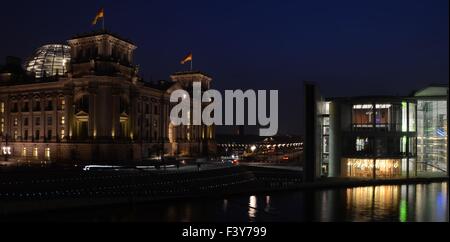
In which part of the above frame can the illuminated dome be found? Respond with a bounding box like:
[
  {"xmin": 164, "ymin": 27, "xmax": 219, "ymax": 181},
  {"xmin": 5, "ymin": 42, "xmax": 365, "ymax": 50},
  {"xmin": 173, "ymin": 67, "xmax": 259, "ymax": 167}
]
[{"xmin": 24, "ymin": 44, "xmax": 71, "ymax": 79}]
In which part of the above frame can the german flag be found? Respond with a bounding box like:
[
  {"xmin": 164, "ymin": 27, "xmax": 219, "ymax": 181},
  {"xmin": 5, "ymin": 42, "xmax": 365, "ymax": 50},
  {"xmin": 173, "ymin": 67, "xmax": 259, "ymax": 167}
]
[
  {"xmin": 92, "ymin": 8, "xmax": 105, "ymax": 25},
  {"xmin": 181, "ymin": 52, "xmax": 193, "ymax": 64}
]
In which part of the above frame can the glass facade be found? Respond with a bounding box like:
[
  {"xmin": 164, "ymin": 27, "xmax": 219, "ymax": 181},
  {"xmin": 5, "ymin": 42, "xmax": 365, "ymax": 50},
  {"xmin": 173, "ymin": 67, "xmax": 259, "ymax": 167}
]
[
  {"xmin": 314, "ymin": 85, "xmax": 447, "ymax": 180},
  {"xmin": 345, "ymin": 158, "xmax": 402, "ymax": 178},
  {"xmin": 343, "ymin": 100, "xmax": 417, "ymax": 178},
  {"xmin": 352, "ymin": 104, "xmax": 373, "ymax": 129},
  {"xmin": 24, "ymin": 44, "xmax": 71, "ymax": 79},
  {"xmin": 319, "ymin": 102, "xmax": 330, "ymax": 176},
  {"xmin": 352, "ymin": 103, "xmax": 409, "ymax": 132},
  {"xmin": 417, "ymin": 100, "xmax": 447, "ymax": 176}
]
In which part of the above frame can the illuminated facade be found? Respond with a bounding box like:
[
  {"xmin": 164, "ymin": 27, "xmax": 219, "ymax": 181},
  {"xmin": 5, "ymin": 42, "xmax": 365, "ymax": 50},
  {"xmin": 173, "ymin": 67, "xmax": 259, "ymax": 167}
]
[
  {"xmin": 24, "ymin": 44, "xmax": 71, "ymax": 79},
  {"xmin": 304, "ymin": 83, "xmax": 448, "ymax": 180},
  {"xmin": 0, "ymin": 31, "xmax": 216, "ymax": 164},
  {"xmin": 415, "ymin": 87, "xmax": 448, "ymax": 175}
]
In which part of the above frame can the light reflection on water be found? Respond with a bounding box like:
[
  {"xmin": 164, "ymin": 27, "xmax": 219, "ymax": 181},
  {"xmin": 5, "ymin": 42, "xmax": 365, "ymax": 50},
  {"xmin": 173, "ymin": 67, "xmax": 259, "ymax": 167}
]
[
  {"xmin": 318, "ymin": 182, "xmax": 448, "ymax": 222},
  {"xmin": 168, "ymin": 182, "xmax": 447, "ymax": 222},
  {"xmin": 265, "ymin": 196, "xmax": 271, "ymax": 213},
  {"xmin": 248, "ymin": 196, "xmax": 257, "ymax": 221},
  {"xmin": 345, "ymin": 186, "xmax": 400, "ymax": 222},
  {"xmin": 7, "ymin": 182, "xmax": 448, "ymax": 222}
]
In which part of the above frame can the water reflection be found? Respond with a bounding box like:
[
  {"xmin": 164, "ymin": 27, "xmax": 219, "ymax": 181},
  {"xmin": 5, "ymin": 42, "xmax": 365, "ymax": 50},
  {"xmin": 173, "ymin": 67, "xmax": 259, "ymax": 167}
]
[
  {"xmin": 248, "ymin": 196, "xmax": 257, "ymax": 221},
  {"xmin": 345, "ymin": 186, "xmax": 400, "ymax": 221},
  {"xmin": 6, "ymin": 182, "xmax": 448, "ymax": 222},
  {"xmin": 223, "ymin": 199, "xmax": 228, "ymax": 212},
  {"xmin": 333, "ymin": 183, "xmax": 448, "ymax": 222},
  {"xmin": 265, "ymin": 196, "xmax": 271, "ymax": 213},
  {"xmin": 410, "ymin": 183, "xmax": 448, "ymax": 222}
]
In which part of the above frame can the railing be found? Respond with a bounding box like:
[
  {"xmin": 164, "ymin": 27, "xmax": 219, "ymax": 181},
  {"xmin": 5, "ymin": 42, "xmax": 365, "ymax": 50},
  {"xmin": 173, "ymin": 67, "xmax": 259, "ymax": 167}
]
[
  {"xmin": 416, "ymin": 162, "xmax": 447, "ymax": 173},
  {"xmin": 343, "ymin": 151, "xmax": 415, "ymax": 158},
  {"xmin": 352, "ymin": 123, "xmax": 409, "ymax": 132}
]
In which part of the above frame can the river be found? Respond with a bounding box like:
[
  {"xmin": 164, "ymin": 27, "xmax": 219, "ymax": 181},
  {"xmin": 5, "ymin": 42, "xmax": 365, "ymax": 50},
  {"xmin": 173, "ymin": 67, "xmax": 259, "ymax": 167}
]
[{"xmin": 6, "ymin": 182, "xmax": 448, "ymax": 222}]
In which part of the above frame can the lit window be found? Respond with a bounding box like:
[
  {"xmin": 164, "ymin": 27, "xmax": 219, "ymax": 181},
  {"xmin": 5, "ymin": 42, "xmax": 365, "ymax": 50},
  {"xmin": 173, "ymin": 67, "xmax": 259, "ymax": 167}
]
[
  {"xmin": 400, "ymin": 136, "xmax": 407, "ymax": 153},
  {"xmin": 33, "ymin": 147, "xmax": 38, "ymax": 158},
  {"xmin": 352, "ymin": 104, "xmax": 374, "ymax": 128},
  {"xmin": 22, "ymin": 148, "xmax": 27, "ymax": 157},
  {"xmin": 346, "ymin": 158, "xmax": 402, "ymax": 178},
  {"xmin": 14, "ymin": 118, "xmax": 18, "ymax": 126},
  {"xmin": 323, "ymin": 102, "xmax": 330, "ymax": 115},
  {"xmin": 1, "ymin": 146, "xmax": 11, "ymax": 155},
  {"xmin": 408, "ymin": 103, "xmax": 416, "ymax": 132},
  {"xmin": 45, "ymin": 148, "xmax": 51, "ymax": 160},
  {"xmin": 375, "ymin": 104, "xmax": 392, "ymax": 109},
  {"xmin": 14, "ymin": 130, "xmax": 18, "ymax": 140},
  {"xmin": 0, "ymin": 102, "xmax": 4, "ymax": 113},
  {"xmin": 61, "ymin": 129, "xmax": 65, "ymax": 139},
  {"xmin": 61, "ymin": 116, "xmax": 65, "ymax": 125},
  {"xmin": 356, "ymin": 137, "xmax": 369, "ymax": 151}
]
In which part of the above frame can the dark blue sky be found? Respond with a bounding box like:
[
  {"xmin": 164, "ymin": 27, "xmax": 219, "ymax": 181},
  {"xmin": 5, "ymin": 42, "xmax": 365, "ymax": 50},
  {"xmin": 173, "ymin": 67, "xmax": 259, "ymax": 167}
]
[{"xmin": 0, "ymin": 0, "xmax": 448, "ymax": 135}]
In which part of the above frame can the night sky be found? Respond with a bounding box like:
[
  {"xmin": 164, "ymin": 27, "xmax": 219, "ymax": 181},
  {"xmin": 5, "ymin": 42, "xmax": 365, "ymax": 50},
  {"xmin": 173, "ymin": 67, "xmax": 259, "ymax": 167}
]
[{"xmin": 0, "ymin": 0, "xmax": 448, "ymax": 135}]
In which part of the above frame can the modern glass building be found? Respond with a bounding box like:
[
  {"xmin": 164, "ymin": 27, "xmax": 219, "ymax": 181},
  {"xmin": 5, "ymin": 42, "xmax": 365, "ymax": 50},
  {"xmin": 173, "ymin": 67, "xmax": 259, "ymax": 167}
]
[
  {"xmin": 24, "ymin": 44, "xmax": 71, "ymax": 79},
  {"xmin": 304, "ymin": 83, "xmax": 448, "ymax": 181}
]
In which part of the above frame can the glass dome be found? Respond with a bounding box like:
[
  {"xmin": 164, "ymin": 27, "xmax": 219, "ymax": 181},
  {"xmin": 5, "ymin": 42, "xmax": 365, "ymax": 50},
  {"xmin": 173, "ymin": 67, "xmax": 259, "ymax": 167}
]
[{"xmin": 24, "ymin": 44, "xmax": 71, "ymax": 79}]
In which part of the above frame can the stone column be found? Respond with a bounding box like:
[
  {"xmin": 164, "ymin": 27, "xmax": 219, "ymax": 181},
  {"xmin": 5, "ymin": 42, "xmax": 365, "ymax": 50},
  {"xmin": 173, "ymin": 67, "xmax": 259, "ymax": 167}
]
[
  {"xmin": 64, "ymin": 92, "xmax": 73, "ymax": 141},
  {"xmin": 112, "ymin": 89, "xmax": 120, "ymax": 141},
  {"xmin": 162, "ymin": 100, "xmax": 169, "ymax": 142},
  {"xmin": 129, "ymin": 90, "xmax": 139, "ymax": 141},
  {"xmin": 329, "ymin": 101, "xmax": 342, "ymax": 177},
  {"xmin": 88, "ymin": 91, "xmax": 96, "ymax": 138}
]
